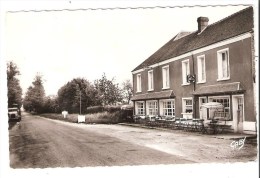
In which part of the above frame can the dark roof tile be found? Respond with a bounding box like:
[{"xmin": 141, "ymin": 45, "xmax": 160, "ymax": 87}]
[
  {"xmin": 192, "ymin": 82, "xmax": 245, "ymax": 95},
  {"xmin": 131, "ymin": 90, "xmax": 175, "ymax": 101},
  {"xmin": 133, "ymin": 6, "xmax": 254, "ymax": 72}
]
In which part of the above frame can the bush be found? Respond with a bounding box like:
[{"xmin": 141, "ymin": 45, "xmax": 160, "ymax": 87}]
[
  {"xmin": 86, "ymin": 105, "xmax": 122, "ymax": 114},
  {"xmin": 104, "ymin": 105, "xmax": 121, "ymax": 113},
  {"xmin": 86, "ymin": 111, "xmax": 122, "ymax": 124},
  {"xmin": 40, "ymin": 105, "xmax": 133, "ymax": 124},
  {"xmin": 86, "ymin": 106, "xmax": 104, "ymax": 114}
]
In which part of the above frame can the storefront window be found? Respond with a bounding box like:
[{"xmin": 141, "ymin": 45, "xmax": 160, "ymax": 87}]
[{"xmin": 208, "ymin": 96, "xmax": 231, "ymax": 120}]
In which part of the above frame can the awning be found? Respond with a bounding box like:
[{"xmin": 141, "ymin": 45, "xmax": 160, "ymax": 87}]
[
  {"xmin": 131, "ymin": 90, "xmax": 175, "ymax": 101},
  {"xmin": 192, "ymin": 82, "xmax": 245, "ymax": 96}
]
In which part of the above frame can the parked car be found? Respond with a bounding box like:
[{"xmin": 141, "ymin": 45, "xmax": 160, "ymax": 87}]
[{"xmin": 8, "ymin": 107, "xmax": 21, "ymax": 122}]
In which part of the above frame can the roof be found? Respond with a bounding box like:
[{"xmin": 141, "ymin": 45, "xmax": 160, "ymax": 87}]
[
  {"xmin": 132, "ymin": 6, "xmax": 254, "ymax": 72},
  {"xmin": 192, "ymin": 82, "xmax": 245, "ymax": 96},
  {"xmin": 173, "ymin": 31, "xmax": 192, "ymax": 41},
  {"xmin": 131, "ymin": 90, "xmax": 175, "ymax": 101}
]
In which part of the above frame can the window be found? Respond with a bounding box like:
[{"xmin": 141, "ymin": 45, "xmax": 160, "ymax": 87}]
[
  {"xmin": 136, "ymin": 74, "xmax": 142, "ymax": 92},
  {"xmin": 217, "ymin": 49, "xmax": 230, "ymax": 80},
  {"xmin": 148, "ymin": 70, "xmax": 154, "ymax": 91},
  {"xmin": 162, "ymin": 65, "xmax": 170, "ymax": 89},
  {"xmin": 161, "ymin": 100, "xmax": 175, "ymax": 116},
  {"xmin": 182, "ymin": 98, "xmax": 193, "ymax": 113},
  {"xmin": 197, "ymin": 55, "xmax": 206, "ymax": 83},
  {"xmin": 136, "ymin": 102, "xmax": 144, "ymax": 115},
  {"xmin": 208, "ymin": 96, "xmax": 231, "ymax": 120},
  {"xmin": 147, "ymin": 101, "xmax": 158, "ymax": 115},
  {"xmin": 182, "ymin": 59, "xmax": 190, "ymax": 85}
]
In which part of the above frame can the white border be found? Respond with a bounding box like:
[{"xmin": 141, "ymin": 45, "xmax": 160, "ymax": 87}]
[{"xmin": 1, "ymin": 1, "xmax": 258, "ymax": 178}]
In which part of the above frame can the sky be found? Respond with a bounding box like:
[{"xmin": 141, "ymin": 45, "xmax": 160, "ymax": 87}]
[
  {"xmin": 3, "ymin": 1, "xmax": 253, "ymax": 96},
  {"xmin": 0, "ymin": 1, "xmax": 259, "ymax": 178}
]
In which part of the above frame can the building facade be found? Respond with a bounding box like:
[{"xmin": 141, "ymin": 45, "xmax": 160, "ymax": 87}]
[{"xmin": 131, "ymin": 7, "xmax": 256, "ymax": 134}]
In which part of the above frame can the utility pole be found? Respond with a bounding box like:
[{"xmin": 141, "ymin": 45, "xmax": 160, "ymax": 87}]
[
  {"xmin": 79, "ymin": 90, "xmax": 81, "ymax": 115},
  {"xmin": 77, "ymin": 84, "xmax": 82, "ymax": 115}
]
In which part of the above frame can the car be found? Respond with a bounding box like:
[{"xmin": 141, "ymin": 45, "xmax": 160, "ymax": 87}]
[{"xmin": 8, "ymin": 107, "xmax": 21, "ymax": 122}]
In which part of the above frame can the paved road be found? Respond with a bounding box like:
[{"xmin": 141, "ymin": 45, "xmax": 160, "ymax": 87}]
[{"xmin": 9, "ymin": 113, "xmax": 192, "ymax": 168}]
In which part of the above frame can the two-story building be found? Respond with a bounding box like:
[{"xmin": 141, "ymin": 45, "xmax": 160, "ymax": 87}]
[{"xmin": 131, "ymin": 7, "xmax": 256, "ymax": 134}]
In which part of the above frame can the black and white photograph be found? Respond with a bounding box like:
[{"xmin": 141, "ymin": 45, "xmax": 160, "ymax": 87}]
[{"xmin": 0, "ymin": 0, "xmax": 258, "ymax": 178}]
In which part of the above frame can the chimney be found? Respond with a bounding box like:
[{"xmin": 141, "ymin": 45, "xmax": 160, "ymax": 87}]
[{"xmin": 197, "ymin": 17, "xmax": 209, "ymax": 33}]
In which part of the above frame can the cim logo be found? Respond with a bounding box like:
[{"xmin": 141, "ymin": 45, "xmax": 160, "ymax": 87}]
[{"xmin": 230, "ymin": 137, "xmax": 246, "ymax": 150}]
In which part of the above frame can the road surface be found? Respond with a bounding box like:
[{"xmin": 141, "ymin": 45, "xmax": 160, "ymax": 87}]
[{"xmin": 9, "ymin": 113, "xmax": 192, "ymax": 168}]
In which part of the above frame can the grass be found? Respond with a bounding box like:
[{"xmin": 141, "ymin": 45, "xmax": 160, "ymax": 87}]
[{"xmin": 40, "ymin": 113, "xmax": 78, "ymax": 123}]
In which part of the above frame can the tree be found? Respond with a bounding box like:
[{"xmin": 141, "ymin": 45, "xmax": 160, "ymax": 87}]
[
  {"xmin": 57, "ymin": 78, "xmax": 99, "ymax": 114},
  {"xmin": 122, "ymin": 79, "xmax": 133, "ymax": 104},
  {"xmin": 7, "ymin": 61, "xmax": 23, "ymax": 108},
  {"xmin": 42, "ymin": 95, "xmax": 60, "ymax": 113},
  {"xmin": 94, "ymin": 73, "xmax": 123, "ymax": 105},
  {"xmin": 23, "ymin": 74, "xmax": 45, "ymax": 113}
]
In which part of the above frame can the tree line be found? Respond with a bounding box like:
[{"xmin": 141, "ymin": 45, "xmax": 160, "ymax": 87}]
[{"xmin": 7, "ymin": 61, "xmax": 133, "ymax": 114}]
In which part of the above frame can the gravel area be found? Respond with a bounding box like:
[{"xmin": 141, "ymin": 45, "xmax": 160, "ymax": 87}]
[{"xmin": 47, "ymin": 119, "xmax": 258, "ymax": 163}]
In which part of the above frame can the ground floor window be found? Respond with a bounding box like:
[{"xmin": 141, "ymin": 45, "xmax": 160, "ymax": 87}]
[
  {"xmin": 208, "ymin": 96, "xmax": 231, "ymax": 120},
  {"xmin": 136, "ymin": 101, "xmax": 145, "ymax": 115},
  {"xmin": 182, "ymin": 98, "xmax": 193, "ymax": 113},
  {"xmin": 161, "ymin": 100, "xmax": 175, "ymax": 116},
  {"xmin": 147, "ymin": 101, "xmax": 158, "ymax": 116}
]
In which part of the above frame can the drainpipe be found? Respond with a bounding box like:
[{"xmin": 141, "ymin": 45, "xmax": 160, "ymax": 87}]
[{"xmin": 192, "ymin": 54, "xmax": 197, "ymax": 118}]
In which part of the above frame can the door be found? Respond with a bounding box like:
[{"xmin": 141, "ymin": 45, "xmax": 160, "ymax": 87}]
[
  {"xmin": 237, "ymin": 97, "xmax": 244, "ymax": 132},
  {"xmin": 199, "ymin": 97, "xmax": 207, "ymax": 120},
  {"xmin": 232, "ymin": 95, "xmax": 244, "ymax": 133}
]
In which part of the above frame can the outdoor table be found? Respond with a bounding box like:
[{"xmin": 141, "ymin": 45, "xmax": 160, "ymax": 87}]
[
  {"xmin": 153, "ymin": 117, "xmax": 168, "ymax": 127},
  {"xmin": 207, "ymin": 119, "xmax": 221, "ymax": 134},
  {"xmin": 190, "ymin": 119, "xmax": 202, "ymax": 131},
  {"xmin": 165, "ymin": 118, "xmax": 175, "ymax": 128}
]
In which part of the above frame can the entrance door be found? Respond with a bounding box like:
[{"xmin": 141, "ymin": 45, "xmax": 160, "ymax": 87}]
[
  {"xmin": 199, "ymin": 97, "xmax": 207, "ymax": 120},
  {"xmin": 232, "ymin": 95, "xmax": 244, "ymax": 133}
]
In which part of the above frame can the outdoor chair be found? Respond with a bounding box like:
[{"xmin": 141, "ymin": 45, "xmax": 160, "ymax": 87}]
[
  {"xmin": 156, "ymin": 116, "xmax": 167, "ymax": 128},
  {"xmin": 145, "ymin": 115, "xmax": 156, "ymax": 127},
  {"xmin": 165, "ymin": 116, "xmax": 175, "ymax": 128},
  {"xmin": 183, "ymin": 118, "xmax": 193, "ymax": 131},
  {"xmin": 137, "ymin": 115, "xmax": 147, "ymax": 125},
  {"xmin": 174, "ymin": 117, "xmax": 181, "ymax": 129},
  {"xmin": 193, "ymin": 118, "xmax": 207, "ymax": 133},
  {"xmin": 133, "ymin": 115, "xmax": 141, "ymax": 123},
  {"xmin": 187, "ymin": 119, "xmax": 197, "ymax": 132},
  {"xmin": 179, "ymin": 118, "xmax": 188, "ymax": 130}
]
